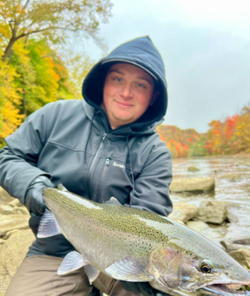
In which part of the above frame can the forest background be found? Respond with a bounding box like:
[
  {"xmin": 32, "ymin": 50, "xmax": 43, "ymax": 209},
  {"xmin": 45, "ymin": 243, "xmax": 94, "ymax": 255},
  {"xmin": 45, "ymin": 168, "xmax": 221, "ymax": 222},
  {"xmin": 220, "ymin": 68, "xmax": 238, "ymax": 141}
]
[{"xmin": 1, "ymin": 0, "xmax": 249, "ymax": 158}]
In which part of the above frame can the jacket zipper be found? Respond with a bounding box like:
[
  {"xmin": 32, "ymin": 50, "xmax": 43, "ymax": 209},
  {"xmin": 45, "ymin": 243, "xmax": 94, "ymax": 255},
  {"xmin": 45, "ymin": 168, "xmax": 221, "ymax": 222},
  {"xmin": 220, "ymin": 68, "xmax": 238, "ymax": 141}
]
[
  {"xmin": 97, "ymin": 156, "xmax": 112, "ymax": 202},
  {"xmin": 87, "ymin": 132, "xmax": 108, "ymax": 199},
  {"xmin": 105, "ymin": 157, "xmax": 111, "ymax": 166}
]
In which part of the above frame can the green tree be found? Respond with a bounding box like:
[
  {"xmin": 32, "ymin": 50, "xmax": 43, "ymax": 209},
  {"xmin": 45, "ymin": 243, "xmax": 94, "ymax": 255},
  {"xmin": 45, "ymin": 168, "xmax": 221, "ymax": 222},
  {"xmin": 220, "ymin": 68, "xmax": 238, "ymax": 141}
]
[
  {"xmin": 10, "ymin": 38, "xmax": 75, "ymax": 116},
  {"xmin": 0, "ymin": 0, "xmax": 112, "ymax": 61},
  {"xmin": 188, "ymin": 137, "xmax": 207, "ymax": 157}
]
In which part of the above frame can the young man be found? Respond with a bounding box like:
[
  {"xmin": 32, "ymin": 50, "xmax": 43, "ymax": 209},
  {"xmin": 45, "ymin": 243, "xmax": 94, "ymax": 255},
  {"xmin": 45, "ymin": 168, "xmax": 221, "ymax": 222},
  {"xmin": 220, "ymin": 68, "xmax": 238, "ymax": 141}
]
[{"xmin": 0, "ymin": 36, "xmax": 172, "ymax": 296}]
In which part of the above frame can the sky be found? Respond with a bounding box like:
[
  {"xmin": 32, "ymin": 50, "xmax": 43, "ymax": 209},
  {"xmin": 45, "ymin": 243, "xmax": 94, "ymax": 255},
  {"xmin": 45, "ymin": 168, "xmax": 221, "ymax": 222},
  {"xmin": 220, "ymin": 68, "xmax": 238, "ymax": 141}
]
[{"xmin": 75, "ymin": 0, "xmax": 250, "ymax": 133}]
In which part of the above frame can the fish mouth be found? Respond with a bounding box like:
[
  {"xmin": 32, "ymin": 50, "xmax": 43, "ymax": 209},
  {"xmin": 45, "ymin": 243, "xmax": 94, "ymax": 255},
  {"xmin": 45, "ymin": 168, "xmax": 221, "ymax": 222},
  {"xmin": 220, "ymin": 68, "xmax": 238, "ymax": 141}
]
[{"xmin": 200, "ymin": 284, "xmax": 250, "ymax": 296}]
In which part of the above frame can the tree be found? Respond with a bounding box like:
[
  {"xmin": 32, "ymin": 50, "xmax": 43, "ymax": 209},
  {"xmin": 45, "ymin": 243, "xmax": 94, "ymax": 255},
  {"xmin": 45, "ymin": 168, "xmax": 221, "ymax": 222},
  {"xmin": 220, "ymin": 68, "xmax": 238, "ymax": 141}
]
[
  {"xmin": 65, "ymin": 54, "xmax": 95, "ymax": 99},
  {"xmin": 0, "ymin": 52, "xmax": 23, "ymax": 147},
  {"xmin": 156, "ymin": 125, "xmax": 203, "ymax": 158},
  {"xmin": 0, "ymin": 0, "xmax": 112, "ymax": 61},
  {"xmin": 235, "ymin": 105, "xmax": 250, "ymax": 152},
  {"xmin": 0, "ymin": 37, "xmax": 94, "ymax": 146},
  {"xmin": 188, "ymin": 137, "xmax": 207, "ymax": 157},
  {"xmin": 9, "ymin": 38, "xmax": 76, "ymax": 116}
]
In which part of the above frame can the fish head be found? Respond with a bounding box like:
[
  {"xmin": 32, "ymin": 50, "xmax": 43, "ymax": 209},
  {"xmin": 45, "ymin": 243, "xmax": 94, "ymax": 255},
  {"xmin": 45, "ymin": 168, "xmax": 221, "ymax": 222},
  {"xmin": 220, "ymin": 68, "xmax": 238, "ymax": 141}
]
[{"xmin": 148, "ymin": 243, "xmax": 250, "ymax": 296}]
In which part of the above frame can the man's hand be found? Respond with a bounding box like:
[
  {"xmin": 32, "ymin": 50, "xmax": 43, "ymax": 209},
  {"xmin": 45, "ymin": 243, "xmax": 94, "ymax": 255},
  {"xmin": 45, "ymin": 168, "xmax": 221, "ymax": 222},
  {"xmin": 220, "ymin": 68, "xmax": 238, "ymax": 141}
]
[
  {"xmin": 25, "ymin": 176, "xmax": 54, "ymax": 216},
  {"xmin": 121, "ymin": 281, "xmax": 169, "ymax": 296}
]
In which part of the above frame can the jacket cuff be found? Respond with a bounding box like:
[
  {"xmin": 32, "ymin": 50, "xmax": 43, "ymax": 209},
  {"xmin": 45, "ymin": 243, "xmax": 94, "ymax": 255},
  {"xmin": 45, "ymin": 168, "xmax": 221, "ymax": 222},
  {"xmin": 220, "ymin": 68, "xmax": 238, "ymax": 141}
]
[{"xmin": 10, "ymin": 167, "xmax": 51, "ymax": 204}]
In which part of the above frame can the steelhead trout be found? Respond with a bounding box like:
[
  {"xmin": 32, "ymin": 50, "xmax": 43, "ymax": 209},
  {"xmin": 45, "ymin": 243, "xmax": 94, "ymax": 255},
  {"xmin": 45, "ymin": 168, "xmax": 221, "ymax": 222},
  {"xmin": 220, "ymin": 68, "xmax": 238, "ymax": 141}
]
[{"xmin": 38, "ymin": 186, "xmax": 250, "ymax": 296}]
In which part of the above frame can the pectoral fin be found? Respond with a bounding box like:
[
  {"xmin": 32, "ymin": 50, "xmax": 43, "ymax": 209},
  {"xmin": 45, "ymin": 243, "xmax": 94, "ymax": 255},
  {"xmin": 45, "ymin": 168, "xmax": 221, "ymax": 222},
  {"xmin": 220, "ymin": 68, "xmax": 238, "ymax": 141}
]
[
  {"xmin": 105, "ymin": 257, "xmax": 153, "ymax": 282},
  {"xmin": 37, "ymin": 209, "xmax": 61, "ymax": 238},
  {"xmin": 84, "ymin": 265, "xmax": 100, "ymax": 284},
  {"xmin": 57, "ymin": 251, "xmax": 88, "ymax": 275}
]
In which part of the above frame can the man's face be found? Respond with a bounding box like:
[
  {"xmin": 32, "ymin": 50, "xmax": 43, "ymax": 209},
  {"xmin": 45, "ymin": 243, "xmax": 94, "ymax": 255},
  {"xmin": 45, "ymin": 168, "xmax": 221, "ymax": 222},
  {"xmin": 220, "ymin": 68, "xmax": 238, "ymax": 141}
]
[{"xmin": 101, "ymin": 63, "xmax": 155, "ymax": 129}]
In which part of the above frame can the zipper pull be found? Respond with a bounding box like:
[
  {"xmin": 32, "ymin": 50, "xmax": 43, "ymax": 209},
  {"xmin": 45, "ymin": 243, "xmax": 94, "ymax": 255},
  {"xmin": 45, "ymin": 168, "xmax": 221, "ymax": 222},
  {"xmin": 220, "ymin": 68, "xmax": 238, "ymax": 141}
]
[
  {"xmin": 105, "ymin": 157, "xmax": 111, "ymax": 166},
  {"xmin": 102, "ymin": 132, "xmax": 107, "ymax": 141}
]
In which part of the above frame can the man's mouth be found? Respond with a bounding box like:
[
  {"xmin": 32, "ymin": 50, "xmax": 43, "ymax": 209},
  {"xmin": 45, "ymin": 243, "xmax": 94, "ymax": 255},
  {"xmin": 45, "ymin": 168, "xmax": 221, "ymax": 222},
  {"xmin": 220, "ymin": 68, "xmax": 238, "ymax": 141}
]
[{"xmin": 116, "ymin": 101, "xmax": 133, "ymax": 108}]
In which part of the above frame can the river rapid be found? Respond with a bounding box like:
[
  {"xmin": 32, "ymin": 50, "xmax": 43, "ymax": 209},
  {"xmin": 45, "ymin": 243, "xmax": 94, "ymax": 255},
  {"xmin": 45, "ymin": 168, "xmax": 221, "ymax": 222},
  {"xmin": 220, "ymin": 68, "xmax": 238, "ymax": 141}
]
[{"xmin": 170, "ymin": 155, "xmax": 250, "ymax": 243}]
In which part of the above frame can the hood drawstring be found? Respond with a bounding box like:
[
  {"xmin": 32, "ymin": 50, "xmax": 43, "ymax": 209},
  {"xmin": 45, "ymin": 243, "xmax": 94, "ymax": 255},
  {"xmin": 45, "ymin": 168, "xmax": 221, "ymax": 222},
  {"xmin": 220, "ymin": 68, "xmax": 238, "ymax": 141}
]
[{"xmin": 126, "ymin": 135, "xmax": 134, "ymax": 206}]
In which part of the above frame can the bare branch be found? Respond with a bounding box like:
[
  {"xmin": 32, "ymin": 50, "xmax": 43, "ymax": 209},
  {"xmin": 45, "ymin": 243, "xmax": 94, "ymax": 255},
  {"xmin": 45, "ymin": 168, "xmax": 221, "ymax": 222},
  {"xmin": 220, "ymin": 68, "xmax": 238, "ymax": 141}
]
[
  {"xmin": 1, "ymin": 0, "xmax": 113, "ymax": 60},
  {"xmin": 21, "ymin": 0, "xmax": 31, "ymax": 10}
]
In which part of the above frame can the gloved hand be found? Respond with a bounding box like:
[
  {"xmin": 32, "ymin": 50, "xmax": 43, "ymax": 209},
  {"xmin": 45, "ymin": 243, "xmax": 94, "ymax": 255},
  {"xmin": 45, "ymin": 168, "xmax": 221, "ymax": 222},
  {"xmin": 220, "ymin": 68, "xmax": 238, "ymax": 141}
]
[
  {"xmin": 25, "ymin": 176, "xmax": 55, "ymax": 216},
  {"xmin": 121, "ymin": 281, "xmax": 169, "ymax": 296}
]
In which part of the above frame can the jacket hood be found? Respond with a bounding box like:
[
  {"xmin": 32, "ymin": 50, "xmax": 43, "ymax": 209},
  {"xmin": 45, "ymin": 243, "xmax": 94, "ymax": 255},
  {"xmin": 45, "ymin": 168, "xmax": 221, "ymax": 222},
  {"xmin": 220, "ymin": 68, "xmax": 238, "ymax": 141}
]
[{"xmin": 82, "ymin": 36, "xmax": 168, "ymax": 130}]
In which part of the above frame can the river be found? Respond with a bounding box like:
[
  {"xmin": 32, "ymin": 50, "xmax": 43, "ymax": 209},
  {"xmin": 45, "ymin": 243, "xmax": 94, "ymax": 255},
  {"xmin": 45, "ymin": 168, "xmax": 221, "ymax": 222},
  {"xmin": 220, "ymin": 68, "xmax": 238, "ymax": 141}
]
[{"xmin": 170, "ymin": 155, "xmax": 250, "ymax": 243}]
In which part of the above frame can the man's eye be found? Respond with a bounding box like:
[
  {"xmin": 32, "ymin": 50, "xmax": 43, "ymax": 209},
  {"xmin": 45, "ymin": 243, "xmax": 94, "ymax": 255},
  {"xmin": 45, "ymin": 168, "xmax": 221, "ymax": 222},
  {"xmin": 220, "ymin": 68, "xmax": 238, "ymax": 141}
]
[
  {"xmin": 138, "ymin": 83, "xmax": 146, "ymax": 88},
  {"xmin": 115, "ymin": 77, "xmax": 122, "ymax": 82}
]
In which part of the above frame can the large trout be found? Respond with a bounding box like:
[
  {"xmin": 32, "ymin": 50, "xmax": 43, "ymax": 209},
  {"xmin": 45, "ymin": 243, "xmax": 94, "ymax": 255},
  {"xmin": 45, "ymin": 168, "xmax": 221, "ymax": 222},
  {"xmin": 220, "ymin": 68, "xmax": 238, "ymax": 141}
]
[{"xmin": 38, "ymin": 185, "xmax": 250, "ymax": 296}]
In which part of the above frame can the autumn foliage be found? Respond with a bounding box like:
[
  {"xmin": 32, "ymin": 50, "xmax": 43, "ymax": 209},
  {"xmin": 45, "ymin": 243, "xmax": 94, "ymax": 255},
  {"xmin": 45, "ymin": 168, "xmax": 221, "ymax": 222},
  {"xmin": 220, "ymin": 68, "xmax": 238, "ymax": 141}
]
[
  {"xmin": 0, "ymin": 57, "xmax": 23, "ymax": 140},
  {"xmin": 157, "ymin": 106, "xmax": 250, "ymax": 158},
  {"xmin": 0, "ymin": 38, "xmax": 94, "ymax": 147},
  {"xmin": 156, "ymin": 125, "xmax": 203, "ymax": 158},
  {"xmin": 0, "ymin": 0, "xmax": 111, "ymax": 147}
]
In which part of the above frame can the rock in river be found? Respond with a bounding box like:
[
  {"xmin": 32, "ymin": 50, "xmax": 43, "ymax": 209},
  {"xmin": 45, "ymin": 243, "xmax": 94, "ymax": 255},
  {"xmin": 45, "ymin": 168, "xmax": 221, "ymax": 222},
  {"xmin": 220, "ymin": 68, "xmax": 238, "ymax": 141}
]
[
  {"xmin": 188, "ymin": 166, "xmax": 200, "ymax": 172},
  {"xmin": 170, "ymin": 177, "xmax": 215, "ymax": 194},
  {"xmin": 168, "ymin": 202, "xmax": 198, "ymax": 223},
  {"xmin": 195, "ymin": 200, "xmax": 228, "ymax": 225},
  {"xmin": 229, "ymin": 246, "xmax": 250, "ymax": 270}
]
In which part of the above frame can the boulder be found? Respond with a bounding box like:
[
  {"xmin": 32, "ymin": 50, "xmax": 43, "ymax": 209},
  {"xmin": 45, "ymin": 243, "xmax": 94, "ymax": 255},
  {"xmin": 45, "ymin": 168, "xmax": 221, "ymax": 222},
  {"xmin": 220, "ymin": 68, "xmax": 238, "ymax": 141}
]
[
  {"xmin": 0, "ymin": 187, "xmax": 15, "ymax": 203},
  {"xmin": 219, "ymin": 173, "xmax": 242, "ymax": 182},
  {"xmin": 168, "ymin": 202, "xmax": 198, "ymax": 223},
  {"xmin": 9, "ymin": 199, "xmax": 24, "ymax": 208},
  {"xmin": 227, "ymin": 211, "xmax": 238, "ymax": 223},
  {"xmin": 0, "ymin": 229, "xmax": 35, "ymax": 294},
  {"xmin": 187, "ymin": 166, "xmax": 200, "ymax": 172},
  {"xmin": 0, "ymin": 187, "xmax": 35, "ymax": 294},
  {"xmin": 0, "ymin": 204, "xmax": 33, "ymax": 295},
  {"xmin": 221, "ymin": 235, "xmax": 250, "ymax": 252},
  {"xmin": 0, "ymin": 205, "xmax": 14, "ymax": 215},
  {"xmin": 186, "ymin": 220, "xmax": 209, "ymax": 233},
  {"xmin": 231, "ymin": 236, "xmax": 250, "ymax": 245},
  {"xmin": 220, "ymin": 240, "xmax": 243, "ymax": 252},
  {"xmin": 229, "ymin": 246, "xmax": 250, "ymax": 270},
  {"xmin": 195, "ymin": 200, "xmax": 227, "ymax": 225},
  {"xmin": 170, "ymin": 177, "xmax": 215, "ymax": 193},
  {"xmin": 0, "ymin": 214, "xmax": 30, "ymax": 240}
]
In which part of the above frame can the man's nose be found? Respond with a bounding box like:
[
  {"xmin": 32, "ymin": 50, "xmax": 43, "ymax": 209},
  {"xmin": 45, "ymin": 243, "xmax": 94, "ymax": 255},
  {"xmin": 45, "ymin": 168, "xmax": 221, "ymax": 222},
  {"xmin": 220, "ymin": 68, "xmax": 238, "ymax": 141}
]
[{"xmin": 120, "ymin": 83, "xmax": 133, "ymax": 99}]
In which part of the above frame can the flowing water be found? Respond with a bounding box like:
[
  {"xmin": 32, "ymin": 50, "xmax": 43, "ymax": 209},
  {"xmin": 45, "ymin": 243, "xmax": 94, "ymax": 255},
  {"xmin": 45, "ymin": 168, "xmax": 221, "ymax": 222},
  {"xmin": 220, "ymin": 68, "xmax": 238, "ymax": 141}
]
[{"xmin": 170, "ymin": 156, "xmax": 250, "ymax": 243}]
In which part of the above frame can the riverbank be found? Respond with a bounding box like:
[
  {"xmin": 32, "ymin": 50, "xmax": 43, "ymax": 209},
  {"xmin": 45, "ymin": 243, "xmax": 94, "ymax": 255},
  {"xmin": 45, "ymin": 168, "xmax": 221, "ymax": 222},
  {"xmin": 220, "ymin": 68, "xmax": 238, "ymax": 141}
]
[{"xmin": 173, "ymin": 152, "xmax": 250, "ymax": 160}]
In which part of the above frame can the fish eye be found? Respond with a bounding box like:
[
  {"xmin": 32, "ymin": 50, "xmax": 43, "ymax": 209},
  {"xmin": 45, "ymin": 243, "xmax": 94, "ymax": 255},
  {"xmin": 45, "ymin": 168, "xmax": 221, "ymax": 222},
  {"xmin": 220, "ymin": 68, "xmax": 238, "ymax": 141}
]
[{"xmin": 200, "ymin": 260, "xmax": 214, "ymax": 273}]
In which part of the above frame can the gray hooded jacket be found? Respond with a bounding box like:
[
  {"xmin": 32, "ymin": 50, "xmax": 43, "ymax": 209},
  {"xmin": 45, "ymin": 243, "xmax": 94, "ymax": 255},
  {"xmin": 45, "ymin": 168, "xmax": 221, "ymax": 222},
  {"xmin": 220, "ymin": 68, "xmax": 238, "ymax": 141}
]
[{"xmin": 0, "ymin": 36, "xmax": 172, "ymax": 257}]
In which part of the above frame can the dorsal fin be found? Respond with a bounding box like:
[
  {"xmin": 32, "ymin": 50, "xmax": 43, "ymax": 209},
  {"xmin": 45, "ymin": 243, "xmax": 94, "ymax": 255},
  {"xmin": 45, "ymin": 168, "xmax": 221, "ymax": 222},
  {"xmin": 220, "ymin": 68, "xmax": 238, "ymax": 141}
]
[
  {"xmin": 104, "ymin": 197, "xmax": 122, "ymax": 206},
  {"xmin": 58, "ymin": 184, "xmax": 68, "ymax": 192}
]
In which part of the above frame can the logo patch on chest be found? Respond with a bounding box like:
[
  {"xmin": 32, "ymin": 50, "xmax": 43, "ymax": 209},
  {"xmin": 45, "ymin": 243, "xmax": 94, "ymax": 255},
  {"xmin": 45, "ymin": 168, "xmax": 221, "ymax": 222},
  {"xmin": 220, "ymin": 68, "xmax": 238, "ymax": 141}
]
[{"xmin": 113, "ymin": 161, "xmax": 125, "ymax": 169}]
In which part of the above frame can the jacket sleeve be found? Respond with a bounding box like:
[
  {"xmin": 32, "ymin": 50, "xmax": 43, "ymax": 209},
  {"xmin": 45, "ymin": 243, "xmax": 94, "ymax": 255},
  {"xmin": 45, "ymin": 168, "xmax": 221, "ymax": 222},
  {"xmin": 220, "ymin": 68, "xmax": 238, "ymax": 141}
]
[
  {"xmin": 128, "ymin": 145, "xmax": 173, "ymax": 216},
  {"xmin": 0, "ymin": 107, "xmax": 51, "ymax": 204}
]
